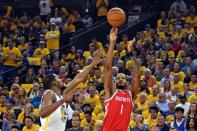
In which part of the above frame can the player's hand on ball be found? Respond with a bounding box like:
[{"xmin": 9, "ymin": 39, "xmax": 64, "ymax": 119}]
[{"xmin": 110, "ymin": 27, "xmax": 118, "ymax": 43}]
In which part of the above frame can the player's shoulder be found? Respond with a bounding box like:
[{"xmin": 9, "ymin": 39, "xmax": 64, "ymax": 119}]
[{"xmin": 42, "ymin": 90, "xmax": 55, "ymax": 98}]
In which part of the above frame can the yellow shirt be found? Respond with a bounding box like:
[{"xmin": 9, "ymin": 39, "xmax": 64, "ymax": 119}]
[
  {"xmin": 33, "ymin": 48, "xmax": 49, "ymax": 58},
  {"xmin": 172, "ymin": 32, "xmax": 183, "ymax": 40},
  {"xmin": 188, "ymin": 94, "xmax": 197, "ymax": 103},
  {"xmin": 80, "ymin": 112, "xmax": 97, "ymax": 121},
  {"xmin": 137, "ymin": 102, "xmax": 148, "ymax": 111},
  {"xmin": 147, "ymin": 95, "xmax": 158, "ymax": 102},
  {"xmin": 83, "ymin": 51, "xmax": 91, "ymax": 58},
  {"xmin": 3, "ymin": 47, "xmax": 22, "ymax": 67},
  {"xmin": 64, "ymin": 24, "xmax": 75, "ymax": 33},
  {"xmin": 189, "ymin": 82, "xmax": 196, "ymax": 91},
  {"xmin": 67, "ymin": 53, "xmax": 75, "ymax": 60},
  {"xmin": 22, "ymin": 124, "xmax": 40, "ymax": 131},
  {"xmin": 18, "ymin": 44, "xmax": 28, "ymax": 52},
  {"xmin": 185, "ymin": 16, "xmax": 197, "ymax": 26},
  {"xmin": 129, "ymin": 120, "xmax": 136, "ymax": 128},
  {"xmin": 145, "ymin": 117, "xmax": 157, "ymax": 128},
  {"xmin": 46, "ymin": 31, "xmax": 60, "ymax": 50},
  {"xmin": 166, "ymin": 114, "xmax": 175, "ymax": 125},
  {"xmin": 96, "ymin": 0, "xmax": 108, "ymax": 16},
  {"xmin": 183, "ymin": 28, "xmax": 194, "ymax": 35},
  {"xmin": 171, "ymin": 81, "xmax": 184, "ymax": 93},
  {"xmin": 171, "ymin": 71, "xmax": 185, "ymax": 81},
  {"xmin": 93, "ymin": 105, "xmax": 103, "ymax": 115},
  {"xmin": 96, "ymin": 112, "xmax": 104, "ymax": 120},
  {"xmin": 84, "ymin": 95, "xmax": 101, "ymax": 106},
  {"xmin": 0, "ymin": 106, "xmax": 6, "ymax": 113}
]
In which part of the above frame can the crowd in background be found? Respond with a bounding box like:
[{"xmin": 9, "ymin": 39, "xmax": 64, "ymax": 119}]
[{"xmin": 0, "ymin": 0, "xmax": 197, "ymax": 131}]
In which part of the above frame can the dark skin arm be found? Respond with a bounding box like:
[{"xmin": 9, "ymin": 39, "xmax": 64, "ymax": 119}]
[
  {"xmin": 63, "ymin": 50, "xmax": 101, "ymax": 95},
  {"xmin": 104, "ymin": 27, "xmax": 118, "ymax": 100},
  {"xmin": 40, "ymin": 88, "xmax": 77, "ymax": 118}
]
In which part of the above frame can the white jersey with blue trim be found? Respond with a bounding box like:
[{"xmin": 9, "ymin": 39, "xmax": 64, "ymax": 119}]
[{"xmin": 39, "ymin": 90, "xmax": 67, "ymax": 131}]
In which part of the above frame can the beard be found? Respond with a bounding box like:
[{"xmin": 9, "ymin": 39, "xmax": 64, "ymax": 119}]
[{"xmin": 117, "ymin": 85, "xmax": 126, "ymax": 90}]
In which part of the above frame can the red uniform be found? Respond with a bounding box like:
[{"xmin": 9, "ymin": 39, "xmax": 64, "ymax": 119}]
[{"xmin": 102, "ymin": 89, "xmax": 134, "ymax": 131}]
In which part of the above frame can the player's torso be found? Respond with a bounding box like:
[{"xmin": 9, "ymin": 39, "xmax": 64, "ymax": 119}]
[
  {"xmin": 40, "ymin": 92, "xmax": 67, "ymax": 131},
  {"xmin": 103, "ymin": 89, "xmax": 133, "ymax": 131}
]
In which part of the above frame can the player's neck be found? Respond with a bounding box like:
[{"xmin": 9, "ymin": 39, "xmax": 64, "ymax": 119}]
[{"xmin": 51, "ymin": 86, "xmax": 61, "ymax": 94}]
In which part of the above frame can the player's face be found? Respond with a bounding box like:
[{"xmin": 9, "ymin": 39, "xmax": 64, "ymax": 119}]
[{"xmin": 116, "ymin": 73, "xmax": 127, "ymax": 90}]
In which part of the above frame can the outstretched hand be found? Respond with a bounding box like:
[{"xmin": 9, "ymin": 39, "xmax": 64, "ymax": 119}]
[{"xmin": 109, "ymin": 27, "xmax": 118, "ymax": 43}]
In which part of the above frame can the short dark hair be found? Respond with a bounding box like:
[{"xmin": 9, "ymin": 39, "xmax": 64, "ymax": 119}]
[
  {"xmin": 24, "ymin": 116, "xmax": 33, "ymax": 122},
  {"xmin": 43, "ymin": 74, "xmax": 56, "ymax": 89},
  {"xmin": 175, "ymin": 107, "xmax": 184, "ymax": 113},
  {"xmin": 149, "ymin": 106, "xmax": 159, "ymax": 113},
  {"xmin": 83, "ymin": 103, "xmax": 91, "ymax": 109},
  {"xmin": 11, "ymin": 126, "xmax": 19, "ymax": 130},
  {"xmin": 84, "ymin": 110, "xmax": 92, "ymax": 115}
]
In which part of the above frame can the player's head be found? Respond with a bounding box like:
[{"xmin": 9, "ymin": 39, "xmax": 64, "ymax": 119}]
[
  {"xmin": 43, "ymin": 74, "xmax": 63, "ymax": 90},
  {"xmin": 116, "ymin": 73, "xmax": 127, "ymax": 90}
]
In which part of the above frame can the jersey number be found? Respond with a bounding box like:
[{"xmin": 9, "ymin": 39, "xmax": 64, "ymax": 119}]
[{"xmin": 120, "ymin": 104, "xmax": 123, "ymax": 115}]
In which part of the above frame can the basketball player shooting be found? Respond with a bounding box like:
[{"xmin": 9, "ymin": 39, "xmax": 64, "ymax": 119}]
[
  {"xmin": 102, "ymin": 27, "xmax": 140, "ymax": 131},
  {"xmin": 39, "ymin": 50, "xmax": 101, "ymax": 131}
]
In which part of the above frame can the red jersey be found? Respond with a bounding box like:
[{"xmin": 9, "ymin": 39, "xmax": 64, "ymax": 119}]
[{"xmin": 102, "ymin": 89, "xmax": 134, "ymax": 131}]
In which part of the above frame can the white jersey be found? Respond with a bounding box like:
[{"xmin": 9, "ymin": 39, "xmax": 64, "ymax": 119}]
[{"xmin": 39, "ymin": 90, "xmax": 67, "ymax": 131}]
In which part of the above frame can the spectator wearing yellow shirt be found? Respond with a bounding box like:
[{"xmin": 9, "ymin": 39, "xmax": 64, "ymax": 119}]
[
  {"xmin": 96, "ymin": 0, "xmax": 108, "ymax": 17},
  {"xmin": 183, "ymin": 23, "xmax": 194, "ymax": 35},
  {"xmin": 171, "ymin": 73, "xmax": 184, "ymax": 93},
  {"xmin": 64, "ymin": 19, "xmax": 76, "ymax": 33},
  {"xmin": 84, "ymin": 85, "xmax": 101, "ymax": 106},
  {"xmin": 189, "ymin": 74, "xmax": 197, "ymax": 91},
  {"xmin": 143, "ymin": 68, "xmax": 157, "ymax": 88},
  {"xmin": 119, "ymin": 34, "xmax": 129, "ymax": 50},
  {"xmin": 0, "ymin": 93, "xmax": 7, "ymax": 113},
  {"xmin": 67, "ymin": 46, "xmax": 76, "ymax": 60},
  {"xmin": 3, "ymin": 39, "xmax": 23, "ymax": 67},
  {"xmin": 171, "ymin": 63, "xmax": 185, "ymax": 81},
  {"xmin": 188, "ymin": 86, "xmax": 197, "ymax": 103},
  {"xmin": 3, "ymin": 39, "xmax": 23, "ymax": 80},
  {"xmin": 172, "ymin": 25, "xmax": 183, "ymax": 40},
  {"xmin": 45, "ymin": 23, "xmax": 60, "ymax": 59},
  {"xmin": 80, "ymin": 110, "xmax": 96, "ymax": 128},
  {"xmin": 157, "ymin": 11, "xmax": 167, "ymax": 29},
  {"xmin": 33, "ymin": 41, "xmax": 49, "ymax": 58},
  {"xmin": 144, "ymin": 106, "xmax": 159, "ymax": 128},
  {"xmin": 17, "ymin": 36, "xmax": 27, "ymax": 53},
  {"xmin": 93, "ymin": 91, "xmax": 105, "ymax": 120},
  {"xmin": 90, "ymin": 38, "xmax": 103, "ymax": 49},
  {"xmin": 185, "ymin": 13, "xmax": 197, "ymax": 26},
  {"xmin": 137, "ymin": 92, "xmax": 148, "ymax": 111},
  {"xmin": 147, "ymin": 85, "xmax": 159, "ymax": 102},
  {"xmin": 22, "ymin": 116, "xmax": 40, "ymax": 131}
]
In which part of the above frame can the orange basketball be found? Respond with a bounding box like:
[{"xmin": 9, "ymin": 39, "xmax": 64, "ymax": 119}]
[{"xmin": 107, "ymin": 7, "xmax": 126, "ymax": 27}]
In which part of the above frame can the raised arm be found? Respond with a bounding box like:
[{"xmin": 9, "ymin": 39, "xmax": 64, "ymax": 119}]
[
  {"xmin": 63, "ymin": 50, "xmax": 101, "ymax": 95},
  {"xmin": 104, "ymin": 28, "xmax": 118, "ymax": 100},
  {"xmin": 130, "ymin": 58, "xmax": 140, "ymax": 97}
]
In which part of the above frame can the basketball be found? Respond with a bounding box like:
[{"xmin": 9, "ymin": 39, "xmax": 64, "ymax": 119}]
[{"xmin": 107, "ymin": 7, "xmax": 126, "ymax": 27}]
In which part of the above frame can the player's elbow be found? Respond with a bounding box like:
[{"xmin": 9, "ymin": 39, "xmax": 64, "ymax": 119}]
[{"xmin": 39, "ymin": 109, "xmax": 48, "ymax": 118}]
